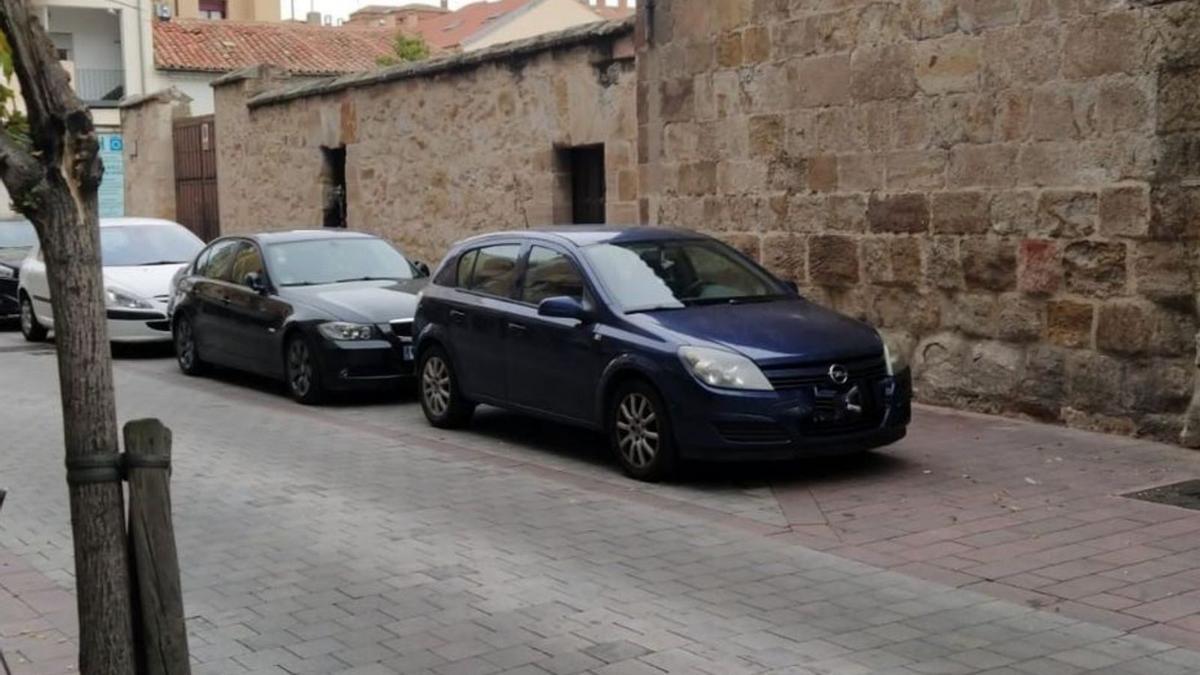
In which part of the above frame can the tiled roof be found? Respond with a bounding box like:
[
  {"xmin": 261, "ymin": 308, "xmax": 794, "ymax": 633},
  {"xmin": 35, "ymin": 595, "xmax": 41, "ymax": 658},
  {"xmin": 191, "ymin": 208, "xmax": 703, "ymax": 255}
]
[
  {"xmin": 593, "ymin": 6, "xmax": 634, "ymax": 20},
  {"xmin": 414, "ymin": 0, "xmax": 532, "ymax": 50},
  {"xmin": 153, "ymin": 19, "xmax": 398, "ymax": 76}
]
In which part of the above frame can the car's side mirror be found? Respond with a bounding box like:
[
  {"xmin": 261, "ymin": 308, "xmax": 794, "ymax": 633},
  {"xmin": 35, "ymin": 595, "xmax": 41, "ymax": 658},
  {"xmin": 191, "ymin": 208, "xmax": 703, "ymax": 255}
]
[
  {"xmin": 538, "ymin": 296, "xmax": 589, "ymax": 322},
  {"xmin": 244, "ymin": 272, "xmax": 268, "ymax": 295},
  {"xmin": 413, "ymin": 261, "xmax": 431, "ymax": 278}
]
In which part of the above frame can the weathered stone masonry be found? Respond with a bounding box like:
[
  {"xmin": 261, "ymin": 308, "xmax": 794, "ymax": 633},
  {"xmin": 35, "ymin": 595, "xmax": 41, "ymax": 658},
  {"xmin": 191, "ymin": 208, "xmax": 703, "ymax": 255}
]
[
  {"xmin": 636, "ymin": 0, "xmax": 1200, "ymax": 446},
  {"xmin": 209, "ymin": 2, "xmax": 1200, "ymax": 446},
  {"xmin": 212, "ymin": 22, "xmax": 638, "ymax": 264}
]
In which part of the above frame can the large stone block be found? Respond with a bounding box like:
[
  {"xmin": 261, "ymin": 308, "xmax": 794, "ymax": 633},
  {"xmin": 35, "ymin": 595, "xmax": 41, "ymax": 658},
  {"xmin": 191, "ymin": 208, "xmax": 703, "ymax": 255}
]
[
  {"xmin": 1131, "ymin": 241, "xmax": 1194, "ymax": 304},
  {"xmin": 789, "ymin": 54, "xmax": 852, "ymax": 108},
  {"xmin": 839, "ymin": 154, "xmax": 885, "ymax": 191},
  {"xmin": 982, "ymin": 24, "xmax": 1061, "ymax": 88},
  {"xmin": 966, "ymin": 340, "xmax": 1026, "ymax": 399},
  {"xmin": 851, "ymin": 43, "xmax": 917, "ymax": 101},
  {"xmin": 1063, "ymin": 13, "xmax": 1141, "ymax": 80},
  {"xmin": 1016, "ymin": 345, "xmax": 1067, "ymax": 419},
  {"xmin": 1046, "ymin": 299, "xmax": 1094, "ymax": 348},
  {"xmin": 1124, "ymin": 358, "xmax": 1194, "ymax": 414},
  {"xmin": 903, "ymin": 0, "xmax": 959, "ymax": 39},
  {"xmin": 808, "ymin": 235, "xmax": 860, "ymax": 286},
  {"xmin": 1099, "ymin": 185, "xmax": 1150, "ymax": 238},
  {"xmin": 717, "ymin": 31, "xmax": 743, "ymax": 68},
  {"xmin": 948, "ymin": 144, "xmax": 1018, "ymax": 188},
  {"xmin": 1018, "ymin": 238, "xmax": 1060, "ymax": 296},
  {"xmin": 997, "ymin": 295, "xmax": 1045, "ymax": 342},
  {"xmin": 1028, "ymin": 86, "xmax": 1082, "ymax": 141},
  {"xmin": 742, "ymin": 25, "xmax": 771, "ymax": 64},
  {"xmin": 912, "ymin": 332, "xmax": 970, "ymax": 403},
  {"xmin": 958, "ymin": 0, "xmax": 1020, "ymax": 33},
  {"xmin": 748, "ymin": 114, "xmax": 785, "ymax": 157},
  {"xmin": 1096, "ymin": 77, "xmax": 1150, "ymax": 135},
  {"xmin": 1035, "ymin": 190, "xmax": 1097, "ymax": 238},
  {"xmin": 1096, "ymin": 299, "xmax": 1196, "ymax": 357},
  {"xmin": 947, "ymin": 292, "xmax": 998, "ymax": 338},
  {"xmin": 886, "ymin": 150, "xmax": 947, "ymax": 191},
  {"xmin": 932, "ymin": 191, "xmax": 989, "ymax": 235},
  {"xmin": 806, "ymin": 155, "xmax": 838, "ymax": 192},
  {"xmin": 863, "ymin": 237, "xmax": 923, "ymax": 288},
  {"xmin": 1159, "ymin": 63, "xmax": 1200, "ymax": 134},
  {"xmin": 962, "ymin": 237, "xmax": 1018, "ymax": 291},
  {"xmin": 925, "ymin": 236, "xmax": 964, "ymax": 290},
  {"xmin": 762, "ymin": 232, "xmax": 806, "ymax": 283},
  {"xmin": 868, "ymin": 193, "xmax": 931, "ymax": 234},
  {"xmin": 1062, "ymin": 240, "xmax": 1127, "ymax": 297},
  {"xmin": 989, "ymin": 190, "xmax": 1037, "ymax": 236},
  {"xmin": 828, "ymin": 194, "xmax": 868, "ymax": 232},
  {"xmin": 915, "ymin": 33, "xmax": 982, "ymax": 95},
  {"xmin": 1066, "ymin": 350, "xmax": 1126, "ymax": 414}
]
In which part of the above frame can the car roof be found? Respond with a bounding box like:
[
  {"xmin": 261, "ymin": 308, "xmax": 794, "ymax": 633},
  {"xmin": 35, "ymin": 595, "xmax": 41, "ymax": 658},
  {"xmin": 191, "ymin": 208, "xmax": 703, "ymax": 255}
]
[
  {"xmin": 247, "ymin": 229, "xmax": 379, "ymax": 245},
  {"xmin": 99, "ymin": 217, "xmax": 186, "ymax": 228},
  {"xmin": 455, "ymin": 226, "xmax": 709, "ymax": 249}
]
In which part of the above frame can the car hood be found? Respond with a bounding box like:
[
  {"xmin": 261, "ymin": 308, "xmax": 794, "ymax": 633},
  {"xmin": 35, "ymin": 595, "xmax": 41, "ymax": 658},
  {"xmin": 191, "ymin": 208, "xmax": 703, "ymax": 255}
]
[
  {"xmin": 0, "ymin": 248, "xmax": 31, "ymax": 268},
  {"xmin": 104, "ymin": 264, "xmax": 187, "ymax": 300},
  {"xmin": 282, "ymin": 278, "xmax": 428, "ymax": 323},
  {"xmin": 630, "ymin": 299, "xmax": 883, "ymax": 365}
]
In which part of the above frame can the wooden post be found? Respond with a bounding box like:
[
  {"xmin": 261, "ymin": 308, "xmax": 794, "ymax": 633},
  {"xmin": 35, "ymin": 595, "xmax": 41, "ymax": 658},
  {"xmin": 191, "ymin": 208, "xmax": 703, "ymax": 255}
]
[{"xmin": 124, "ymin": 420, "xmax": 191, "ymax": 675}]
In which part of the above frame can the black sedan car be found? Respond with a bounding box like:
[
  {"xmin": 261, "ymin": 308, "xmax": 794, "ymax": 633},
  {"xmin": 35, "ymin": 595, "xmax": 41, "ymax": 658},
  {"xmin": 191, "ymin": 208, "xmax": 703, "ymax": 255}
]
[
  {"xmin": 0, "ymin": 219, "xmax": 37, "ymax": 319},
  {"xmin": 170, "ymin": 230, "xmax": 429, "ymax": 403}
]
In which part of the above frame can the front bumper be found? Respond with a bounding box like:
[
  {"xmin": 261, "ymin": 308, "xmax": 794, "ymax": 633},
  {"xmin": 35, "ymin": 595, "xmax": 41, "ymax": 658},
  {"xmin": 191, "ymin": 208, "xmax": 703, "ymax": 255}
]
[
  {"xmin": 311, "ymin": 338, "xmax": 416, "ymax": 392},
  {"xmin": 667, "ymin": 369, "xmax": 912, "ymax": 461},
  {"xmin": 107, "ymin": 309, "xmax": 172, "ymax": 343}
]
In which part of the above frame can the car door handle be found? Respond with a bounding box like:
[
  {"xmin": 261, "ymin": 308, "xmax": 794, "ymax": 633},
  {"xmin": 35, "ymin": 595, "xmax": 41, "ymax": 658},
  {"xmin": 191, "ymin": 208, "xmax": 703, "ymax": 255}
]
[
  {"xmin": 449, "ymin": 309, "xmax": 466, "ymax": 324},
  {"xmin": 507, "ymin": 322, "xmax": 527, "ymax": 335}
]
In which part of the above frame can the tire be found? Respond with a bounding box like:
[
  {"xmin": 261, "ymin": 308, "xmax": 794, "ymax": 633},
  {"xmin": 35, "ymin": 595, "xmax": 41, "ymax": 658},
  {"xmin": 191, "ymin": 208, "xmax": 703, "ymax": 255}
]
[
  {"xmin": 418, "ymin": 346, "xmax": 474, "ymax": 428},
  {"xmin": 285, "ymin": 334, "xmax": 326, "ymax": 405},
  {"xmin": 609, "ymin": 380, "xmax": 677, "ymax": 482},
  {"xmin": 19, "ymin": 294, "xmax": 47, "ymax": 342},
  {"xmin": 173, "ymin": 314, "xmax": 207, "ymax": 376}
]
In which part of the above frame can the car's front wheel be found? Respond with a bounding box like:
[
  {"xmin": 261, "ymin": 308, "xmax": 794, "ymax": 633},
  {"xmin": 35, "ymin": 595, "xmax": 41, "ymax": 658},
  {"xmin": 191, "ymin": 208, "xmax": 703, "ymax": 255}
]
[
  {"xmin": 285, "ymin": 334, "xmax": 325, "ymax": 404},
  {"xmin": 19, "ymin": 294, "xmax": 47, "ymax": 342},
  {"xmin": 609, "ymin": 380, "xmax": 677, "ymax": 482},
  {"xmin": 173, "ymin": 314, "xmax": 207, "ymax": 376},
  {"xmin": 418, "ymin": 346, "xmax": 474, "ymax": 428}
]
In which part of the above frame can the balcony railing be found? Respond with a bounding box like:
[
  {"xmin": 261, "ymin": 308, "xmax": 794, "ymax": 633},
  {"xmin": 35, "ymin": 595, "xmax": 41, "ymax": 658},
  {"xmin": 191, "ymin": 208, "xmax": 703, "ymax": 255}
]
[{"xmin": 74, "ymin": 68, "xmax": 124, "ymax": 106}]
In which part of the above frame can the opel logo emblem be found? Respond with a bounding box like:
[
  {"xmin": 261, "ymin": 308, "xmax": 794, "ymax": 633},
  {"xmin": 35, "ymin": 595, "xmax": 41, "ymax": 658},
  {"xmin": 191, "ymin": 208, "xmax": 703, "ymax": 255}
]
[{"xmin": 828, "ymin": 364, "xmax": 849, "ymax": 385}]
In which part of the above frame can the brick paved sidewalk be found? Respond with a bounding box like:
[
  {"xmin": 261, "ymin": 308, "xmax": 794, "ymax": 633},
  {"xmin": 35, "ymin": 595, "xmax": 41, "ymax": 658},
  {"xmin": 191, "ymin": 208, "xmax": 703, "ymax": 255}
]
[
  {"xmin": 0, "ymin": 550, "xmax": 76, "ymax": 674},
  {"xmin": 4, "ymin": 337, "xmax": 1200, "ymax": 674}
]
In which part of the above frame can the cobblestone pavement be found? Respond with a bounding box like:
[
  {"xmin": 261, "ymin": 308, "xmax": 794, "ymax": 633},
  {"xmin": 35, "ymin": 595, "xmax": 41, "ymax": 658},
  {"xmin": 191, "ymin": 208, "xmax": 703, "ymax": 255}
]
[{"xmin": 2, "ymin": 329, "xmax": 1200, "ymax": 674}]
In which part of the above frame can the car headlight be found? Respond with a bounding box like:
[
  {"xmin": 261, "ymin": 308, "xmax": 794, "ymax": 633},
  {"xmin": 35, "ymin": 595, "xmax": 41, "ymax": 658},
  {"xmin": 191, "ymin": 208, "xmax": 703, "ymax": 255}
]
[
  {"xmin": 317, "ymin": 321, "xmax": 376, "ymax": 341},
  {"xmin": 105, "ymin": 288, "xmax": 153, "ymax": 310},
  {"xmin": 678, "ymin": 346, "xmax": 773, "ymax": 391},
  {"xmin": 0, "ymin": 265, "xmax": 14, "ymax": 279},
  {"xmin": 882, "ymin": 335, "xmax": 909, "ymax": 376}
]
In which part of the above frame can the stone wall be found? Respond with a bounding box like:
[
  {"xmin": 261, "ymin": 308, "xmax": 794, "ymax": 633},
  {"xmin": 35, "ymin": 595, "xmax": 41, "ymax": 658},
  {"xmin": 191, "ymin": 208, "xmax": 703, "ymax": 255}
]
[
  {"xmin": 635, "ymin": 1, "xmax": 1200, "ymax": 444},
  {"xmin": 213, "ymin": 22, "xmax": 638, "ymax": 265},
  {"xmin": 120, "ymin": 89, "xmax": 193, "ymax": 222}
]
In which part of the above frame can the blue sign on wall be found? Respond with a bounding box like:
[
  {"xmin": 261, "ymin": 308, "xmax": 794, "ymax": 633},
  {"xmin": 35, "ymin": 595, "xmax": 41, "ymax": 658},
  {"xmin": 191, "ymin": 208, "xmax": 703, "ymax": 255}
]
[{"xmin": 98, "ymin": 134, "xmax": 124, "ymax": 218}]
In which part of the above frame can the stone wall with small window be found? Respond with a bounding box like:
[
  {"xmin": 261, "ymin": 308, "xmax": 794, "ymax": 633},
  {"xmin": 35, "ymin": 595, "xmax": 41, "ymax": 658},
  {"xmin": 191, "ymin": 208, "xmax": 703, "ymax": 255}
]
[
  {"xmin": 212, "ymin": 22, "xmax": 638, "ymax": 267},
  {"xmin": 635, "ymin": 1, "xmax": 1200, "ymax": 445}
]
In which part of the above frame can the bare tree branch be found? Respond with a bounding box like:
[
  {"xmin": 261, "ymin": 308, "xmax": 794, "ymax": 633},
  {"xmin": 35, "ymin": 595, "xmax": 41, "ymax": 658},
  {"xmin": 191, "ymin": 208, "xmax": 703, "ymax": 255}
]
[{"xmin": 0, "ymin": 127, "xmax": 41, "ymax": 200}]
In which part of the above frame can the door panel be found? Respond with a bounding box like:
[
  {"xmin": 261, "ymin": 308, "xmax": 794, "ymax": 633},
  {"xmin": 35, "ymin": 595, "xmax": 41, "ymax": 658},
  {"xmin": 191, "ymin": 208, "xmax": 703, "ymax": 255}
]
[{"xmin": 450, "ymin": 244, "xmax": 521, "ymax": 401}]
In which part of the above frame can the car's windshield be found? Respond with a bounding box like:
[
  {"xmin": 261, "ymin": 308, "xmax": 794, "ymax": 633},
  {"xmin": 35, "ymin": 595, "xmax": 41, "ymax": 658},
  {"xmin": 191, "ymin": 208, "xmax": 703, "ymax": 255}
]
[
  {"xmin": 584, "ymin": 239, "xmax": 786, "ymax": 312},
  {"xmin": 101, "ymin": 224, "xmax": 204, "ymax": 267},
  {"xmin": 0, "ymin": 220, "xmax": 37, "ymax": 250},
  {"xmin": 266, "ymin": 238, "xmax": 415, "ymax": 287}
]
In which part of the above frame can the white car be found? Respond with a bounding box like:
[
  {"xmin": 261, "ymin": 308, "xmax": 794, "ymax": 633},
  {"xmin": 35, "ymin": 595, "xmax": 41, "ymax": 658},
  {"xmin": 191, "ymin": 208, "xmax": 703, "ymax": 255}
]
[{"xmin": 19, "ymin": 218, "xmax": 204, "ymax": 344}]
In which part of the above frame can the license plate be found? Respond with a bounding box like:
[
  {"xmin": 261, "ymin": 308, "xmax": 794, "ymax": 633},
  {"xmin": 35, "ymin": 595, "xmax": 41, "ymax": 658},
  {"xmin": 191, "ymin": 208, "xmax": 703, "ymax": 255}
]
[{"xmin": 402, "ymin": 345, "xmax": 414, "ymax": 361}]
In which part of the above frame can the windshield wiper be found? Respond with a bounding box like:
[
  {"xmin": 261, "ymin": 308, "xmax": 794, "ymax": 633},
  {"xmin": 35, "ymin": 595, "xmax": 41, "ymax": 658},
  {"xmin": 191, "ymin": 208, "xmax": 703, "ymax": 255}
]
[
  {"xmin": 625, "ymin": 304, "xmax": 687, "ymax": 315},
  {"xmin": 330, "ymin": 276, "xmax": 406, "ymax": 284},
  {"xmin": 138, "ymin": 260, "xmax": 189, "ymax": 266},
  {"xmin": 688, "ymin": 295, "xmax": 786, "ymax": 306}
]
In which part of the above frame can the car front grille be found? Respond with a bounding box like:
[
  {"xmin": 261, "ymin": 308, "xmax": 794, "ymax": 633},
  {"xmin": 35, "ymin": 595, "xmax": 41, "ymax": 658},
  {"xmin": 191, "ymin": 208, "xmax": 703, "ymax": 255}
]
[{"xmin": 762, "ymin": 354, "xmax": 888, "ymax": 390}]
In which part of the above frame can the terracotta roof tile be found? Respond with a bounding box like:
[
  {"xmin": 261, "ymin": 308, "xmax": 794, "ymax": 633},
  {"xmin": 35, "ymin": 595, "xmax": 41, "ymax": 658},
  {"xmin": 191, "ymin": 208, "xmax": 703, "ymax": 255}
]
[
  {"xmin": 153, "ymin": 19, "xmax": 398, "ymax": 75},
  {"xmin": 413, "ymin": 0, "xmax": 532, "ymax": 50}
]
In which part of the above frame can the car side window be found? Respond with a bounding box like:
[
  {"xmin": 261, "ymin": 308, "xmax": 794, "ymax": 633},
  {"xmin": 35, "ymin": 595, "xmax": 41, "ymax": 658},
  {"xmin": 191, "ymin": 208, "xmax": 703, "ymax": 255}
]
[
  {"xmin": 467, "ymin": 245, "xmax": 520, "ymax": 298},
  {"xmin": 201, "ymin": 240, "xmax": 239, "ymax": 281},
  {"xmin": 522, "ymin": 246, "xmax": 585, "ymax": 305},
  {"xmin": 191, "ymin": 246, "xmax": 212, "ymax": 276},
  {"xmin": 455, "ymin": 249, "xmax": 479, "ymax": 288},
  {"xmin": 228, "ymin": 242, "xmax": 265, "ymax": 287}
]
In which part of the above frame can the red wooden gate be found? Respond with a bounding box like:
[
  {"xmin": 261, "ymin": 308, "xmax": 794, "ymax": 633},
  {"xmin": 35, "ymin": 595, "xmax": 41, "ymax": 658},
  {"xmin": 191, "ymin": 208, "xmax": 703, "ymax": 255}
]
[{"xmin": 173, "ymin": 115, "xmax": 220, "ymax": 242}]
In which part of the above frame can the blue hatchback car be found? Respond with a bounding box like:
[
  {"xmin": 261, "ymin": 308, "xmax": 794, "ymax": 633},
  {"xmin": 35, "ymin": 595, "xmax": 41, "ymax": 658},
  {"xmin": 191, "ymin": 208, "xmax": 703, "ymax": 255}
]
[{"xmin": 414, "ymin": 227, "xmax": 911, "ymax": 481}]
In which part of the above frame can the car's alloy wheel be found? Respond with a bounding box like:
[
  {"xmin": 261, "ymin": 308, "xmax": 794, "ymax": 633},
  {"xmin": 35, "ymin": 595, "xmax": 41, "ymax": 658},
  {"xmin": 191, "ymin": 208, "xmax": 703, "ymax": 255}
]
[
  {"xmin": 610, "ymin": 381, "xmax": 676, "ymax": 482},
  {"xmin": 174, "ymin": 315, "xmax": 205, "ymax": 376},
  {"xmin": 286, "ymin": 336, "xmax": 324, "ymax": 404},
  {"xmin": 19, "ymin": 295, "xmax": 46, "ymax": 342},
  {"xmin": 418, "ymin": 346, "xmax": 473, "ymax": 428}
]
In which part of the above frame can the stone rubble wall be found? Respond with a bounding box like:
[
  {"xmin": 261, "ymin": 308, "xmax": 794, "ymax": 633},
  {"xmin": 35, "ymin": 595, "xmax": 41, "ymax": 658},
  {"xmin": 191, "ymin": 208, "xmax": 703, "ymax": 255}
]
[
  {"xmin": 634, "ymin": 0, "xmax": 1200, "ymax": 445},
  {"xmin": 213, "ymin": 23, "xmax": 638, "ymax": 267}
]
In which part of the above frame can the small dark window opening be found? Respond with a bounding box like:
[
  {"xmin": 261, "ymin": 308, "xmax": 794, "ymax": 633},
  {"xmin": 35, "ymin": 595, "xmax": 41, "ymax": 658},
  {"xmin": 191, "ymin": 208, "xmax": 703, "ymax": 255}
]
[
  {"xmin": 321, "ymin": 145, "xmax": 347, "ymax": 229},
  {"xmin": 564, "ymin": 145, "xmax": 606, "ymax": 225}
]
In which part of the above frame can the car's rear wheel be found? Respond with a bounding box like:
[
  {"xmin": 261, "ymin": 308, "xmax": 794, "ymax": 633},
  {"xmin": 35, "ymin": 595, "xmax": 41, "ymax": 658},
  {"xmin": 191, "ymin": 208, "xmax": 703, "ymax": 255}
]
[
  {"xmin": 609, "ymin": 380, "xmax": 677, "ymax": 482},
  {"xmin": 19, "ymin": 294, "xmax": 47, "ymax": 342},
  {"xmin": 419, "ymin": 346, "xmax": 474, "ymax": 428},
  {"xmin": 286, "ymin": 334, "xmax": 325, "ymax": 404},
  {"xmin": 173, "ymin": 314, "xmax": 206, "ymax": 376}
]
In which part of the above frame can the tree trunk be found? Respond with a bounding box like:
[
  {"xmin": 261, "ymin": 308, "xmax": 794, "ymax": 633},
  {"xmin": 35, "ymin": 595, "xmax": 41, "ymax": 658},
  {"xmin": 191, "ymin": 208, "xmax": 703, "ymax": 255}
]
[{"xmin": 0, "ymin": 2, "xmax": 135, "ymax": 673}]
